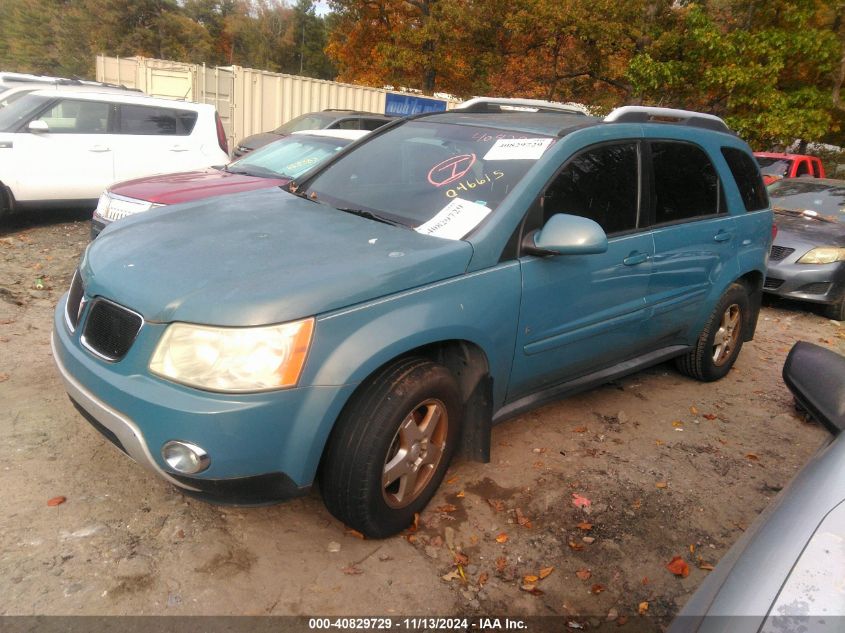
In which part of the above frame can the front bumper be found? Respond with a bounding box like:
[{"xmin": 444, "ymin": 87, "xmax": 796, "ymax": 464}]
[
  {"xmin": 764, "ymin": 259, "xmax": 845, "ymax": 305},
  {"xmin": 52, "ymin": 294, "xmax": 356, "ymax": 503}
]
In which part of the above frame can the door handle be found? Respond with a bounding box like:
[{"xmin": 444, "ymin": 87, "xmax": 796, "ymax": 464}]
[
  {"xmin": 89, "ymin": 145, "xmax": 110, "ymax": 152},
  {"xmin": 714, "ymin": 231, "xmax": 732, "ymax": 242},
  {"xmin": 623, "ymin": 252, "xmax": 649, "ymax": 266}
]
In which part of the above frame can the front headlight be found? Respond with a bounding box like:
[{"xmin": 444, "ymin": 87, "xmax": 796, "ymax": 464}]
[
  {"xmin": 94, "ymin": 192, "xmax": 160, "ymax": 223},
  {"xmin": 149, "ymin": 318, "xmax": 314, "ymax": 392},
  {"xmin": 797, "ymin": 247, "xmax": 845, "ymax": 265}
]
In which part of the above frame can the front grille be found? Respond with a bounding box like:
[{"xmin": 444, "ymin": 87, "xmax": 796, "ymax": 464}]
[
  {"xmin": 65, "ymin": 271, "xmax": 84, "ymax": 330},
  {"xmin": 764, "ymin": 277, "xmax": 784, "ymax": 289},
  {"xmin": 81, "ymin": 299, "xmax": 143, "ymax": 361},
  {"xmin": 769, "ymin": 245, "xmax": 795, "ymax": 262},
  {"xmin": 797, "ymin": 282, "xmax": 831, "ymax": 296}
]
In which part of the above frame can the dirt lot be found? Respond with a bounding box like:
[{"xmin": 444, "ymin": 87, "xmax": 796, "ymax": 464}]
[{"xmin": 1, "ymin": 211, "xmax": 843, "ymax": 628}]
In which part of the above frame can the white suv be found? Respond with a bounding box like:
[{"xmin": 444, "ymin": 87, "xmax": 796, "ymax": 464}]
[{"xmin": 0, "ymin": 89, "xmax": 229, "ymax": 218}]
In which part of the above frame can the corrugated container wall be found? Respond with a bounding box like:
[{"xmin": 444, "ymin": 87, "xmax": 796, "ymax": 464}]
[{"xmin": 96, "ymin": 55, "xmax": 453, "ymax": 154}]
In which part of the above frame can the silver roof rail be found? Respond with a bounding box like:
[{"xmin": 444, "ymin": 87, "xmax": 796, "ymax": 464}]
[
  {"xmin": 455, "ymin": 97, "xmax": 588, "ymax": 116},
  {"xmin": 605, "ymin": 106, "xmax": 731, "ymax": 133}
]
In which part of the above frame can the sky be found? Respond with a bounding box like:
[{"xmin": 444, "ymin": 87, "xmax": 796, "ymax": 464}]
[{"xmin": 313, "ymin": 0, "xmax": 331, "ymax": 16}]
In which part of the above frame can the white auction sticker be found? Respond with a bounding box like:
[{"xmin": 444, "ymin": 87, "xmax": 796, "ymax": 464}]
[
  {"xmin": 415, "ymin": 198, "xmax": 492, "ymax": 240},
  {"xmin": 483, "ymin": 137, "xmax": 553, "ymax": 161}
]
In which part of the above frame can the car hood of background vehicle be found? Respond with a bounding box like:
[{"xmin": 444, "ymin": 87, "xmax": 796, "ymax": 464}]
[
  {"xmin": 237, "ymin": 132, "xmax": 283, "ymax": 150},
  {"xmin": 110, "ymin": 168, "xmax": 289, "ymax": 205},
  {"xmin": 82, "ymin": 188, "xmax": 474, "ymax": 326},
  {"xmin": 775, "ymin": 213, "xmax": 845, "ymax": 247}
]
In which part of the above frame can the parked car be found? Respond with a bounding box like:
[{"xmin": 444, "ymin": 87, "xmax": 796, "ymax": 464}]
[
  {"xmin": 232, "ymin": 109, "xmax": 392, "ymax": 158},
  {"xmin": 755, "ymin": 152, "xmax": 826, "ymax": 185},
  {"xmin": 670, "ymin": 341, "xmax": 845, "ymax": 632},
  {"xmin": 0, "ymin": 81, "xmax": 140, "ymax": 110},
  {"xmin": 0, "ymin": 89, "xmax": 229, "ymax": 219},
  {"xmin": 455, "ymin": 96, "xmax": 590, "ymax": 115},
  {"xmin": 52, "ymin": 103, "xmax": 771, "ymax": 538},
  {"xmin": 764, "ymin": 177, "xmax": 845, "ymax": 320},
  {"xmin": 91, "ymin": 129, "xmax": 369, "ymax": 238}
]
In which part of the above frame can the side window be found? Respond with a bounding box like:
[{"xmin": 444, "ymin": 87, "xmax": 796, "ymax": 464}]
[
  {"xmin": 720, "ymin": 147, "xmax": 768, "ymax": 211},
  {"xmin": 34, "ymin": 99, "xmax": 111, "ymax": 134},
  {"xmin": 541, "ymin": 142, "xmax": 639, "ymax": 234},
  {"xmin": 811, "ymin": 159, "xmax": 821, "ymax": 177},
  {"xmin": 361, "ymin": 118, "xmax": 388, "ymax": 131},
  {"xmin": 118, "ymin": 105, "xmax": 198, "ymax": 135},
  {"xmin": 794, "ymin": 160, "xmax": 810, "ymax": 177},
  {"xmin": 651, "ymin": 142, "xmax": 719, "ymax": 223},
  {"xmin": 335, "ymin": 119, "xmax": 361, "ymax": 130}
]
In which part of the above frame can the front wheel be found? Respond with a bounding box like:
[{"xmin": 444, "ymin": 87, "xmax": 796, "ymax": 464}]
[
  {"xmin": 676, "ymin": 283, "xmax": 749, "ymax": 382},
  {"xmin": 823, "ymin": 295, "xmax": 845, "ymax": 322},
  {"xmin": 319, "ymin": 357, "xmax": 462, "ymax": 538}
]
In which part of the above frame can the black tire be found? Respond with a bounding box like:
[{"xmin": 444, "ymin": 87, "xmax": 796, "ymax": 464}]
[
  {"xmin": 676, "ymin": 283, "xmax": 749, "ymax": 382},
  {"xmin": 822, "ymin": 295, "xmax": 845, "ymax": 322},
  {"xmin": 0, "ymin": 184, "xmax": 11, "ymax": 221},
  {"xmin": 319, "ymin": 357, "xmax": 462, "ymax": 538}
]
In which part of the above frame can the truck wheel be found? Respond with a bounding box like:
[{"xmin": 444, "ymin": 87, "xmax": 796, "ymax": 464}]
[
  {"xmin": 320, "ymin": 357, "xmax": 461, "ymax": 538},
  {"xmin": 676, "ymin": 283, "xmax": 749, "ymax": 382}
]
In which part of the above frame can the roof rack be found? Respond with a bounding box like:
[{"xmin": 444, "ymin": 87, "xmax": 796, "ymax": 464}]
[
  {"xmin": 604, "ymin": 106, "xmax": 731, "ymax": 133},
  {"xmin": 455, "ymin": 97, "xmax": 588, "ymax": 116}
]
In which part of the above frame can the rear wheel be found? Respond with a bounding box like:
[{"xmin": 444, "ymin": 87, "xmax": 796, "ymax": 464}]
[
  {"xmin": 320, "ymin": 357, "xmax": 462, "ymax": 538},
  {"xmin": 676, "ymin": 283, "xmax": 749, "ymax": 382}
]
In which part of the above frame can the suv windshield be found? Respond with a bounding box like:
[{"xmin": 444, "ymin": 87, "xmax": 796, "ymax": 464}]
[
  {"xmin": 768, "ymin": 180, "xmax": 845, "ymax": 217},
  {"xmin": 227, "ymin": 134, "xmax": 353, "ymax": 179},
  {"xmin": 305, "ymin": 120, "xmax": 555, "ymax": 238},
  {"xmin": 756, "ymin": 156, "xmax": 792, "ymax": 178},
  {"xmin": 0, "ymin": 93, "xmax": 50, "ymax": 132},
  {"xmin": 273, "ymin": 113, "xmax": 339, "ymax": 135}
]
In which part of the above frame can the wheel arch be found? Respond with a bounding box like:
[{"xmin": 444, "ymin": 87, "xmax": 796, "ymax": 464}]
[{"xmin": 736, "ymin": 269, "xmax": 764, "ymax": 341}]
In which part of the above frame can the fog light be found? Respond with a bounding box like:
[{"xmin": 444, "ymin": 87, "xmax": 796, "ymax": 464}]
[{"xmin": 162, "ymin": 440, "xmax": 210, "ymax": 474}]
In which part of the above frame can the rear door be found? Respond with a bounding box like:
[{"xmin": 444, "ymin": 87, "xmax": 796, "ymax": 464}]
[
  {"xmin": 643, "ymin": 140, "xmax": 736, "ymax": 346},
  {"xmin": 509, "ymin": 140, "xmax": 654, "ymax": 400},
  {"xmin": 111, "ymin": 103, "xmax": 201, "ymax": 182},
  {"xmin": 13, "ymin": 98, "xmax": 114, "ymax": 201}
]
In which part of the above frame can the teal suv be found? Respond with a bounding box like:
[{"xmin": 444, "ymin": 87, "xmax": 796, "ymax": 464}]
[{"xmin": 53, "ymin": 103, "xmax": 772, "ymax": 537}]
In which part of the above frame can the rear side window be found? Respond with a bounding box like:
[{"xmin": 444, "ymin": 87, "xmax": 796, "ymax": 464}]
[
  {"xmin": 118, "ymin": 105, "xmax": 198, "ymax": 135},
  {"xmin": 543, "ymin": 142, "xmax": 640, "ymax": 234},
  {"xmin": 651, "ymin": 142, "xmax": 719, "ymax": 222},
  {"xmin": 795, "ymin": 160, "xmax": 810, "ymax": 177},
  {"xmin": 721, "ymin": 147, "xmax": 768, "ymax": 211},
  {"xmin": 361, "ymin": 118, "xmax": 389, "ymax": 131},
  {"xmin": 334, "ymin": 119, "xmax": 361, "ymax": 130},
  {"xmin": 34, "ymin": 99, "xmax": 111, "ymax": 134}
]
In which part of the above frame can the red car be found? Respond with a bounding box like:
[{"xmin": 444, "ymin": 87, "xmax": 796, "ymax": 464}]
[
  {"xmin": 91, "ymin": 129, "xmax": 369, "ymax": 238},
  {"xmin": 755, "ymin": 152, "xmax": 826, "ymax": 185}
]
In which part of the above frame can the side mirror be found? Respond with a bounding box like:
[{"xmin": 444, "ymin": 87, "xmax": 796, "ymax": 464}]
[
  {"xmin": 28, "ymin": 120, "xmax": 49, "ymax": 133},
  {"xmin": 523, "ymin": 213, "xmax": 608, "ymax": 257},
  {"xmin": 783, "ymin": 342, "xmax": 845, "ymax": 435}
]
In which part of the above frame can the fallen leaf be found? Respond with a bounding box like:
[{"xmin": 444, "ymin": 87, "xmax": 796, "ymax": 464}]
[
  {"xmin": 591, "ymin": 583, "xmax": 605, "ymax": 594},
  {"xmin": 632, "ymin": 499, "xmax": 642, "ymax": 510},
  {"xmin": 532, "ymin": 447, "xmax": 547, "ymax": 454},
  {"xmin": 689, "ymin": 544, "xmax": 695, "ymax": 554},
  {"xmin": 454, "ymin": 552, "xmax": 469, "ymax": 566},
  {"xmin": 495, "ymin": 557, "xmax": 507, "ymax": 572},
  {"xmin": 575, "ymin": 569, "xmax": 592, "ymax": 580},
  {"xmin": 666, "ymin": 556, "xmax": 690, "ymax": 578},
  {"xmin": 690, "ymin": 406, "xmax": 699, "ymax": 415},
  {"xmin": 672, "ymin": 420, "xmax": 684, "ymax": 428},
  {"xmin": 478, "ymin": 572, "xmax": 489, "ymax": 586},
  {"xmin": 524, "ymin": 574, "xmax": 539, "ymax": 583},
  {"xmin": 515, "ymin": 508, "xmax": 532, "ymax": 528},
  {"xmin": 641, "ymin": 576, "xmax": 649, "ymax": 585},
  {"xmin": 341, "ymin": 565, "xmax": 364, "ymax": 575},
  {"xmin": 405, "ymin": 534, "xmax": 417, "ymax": 543},
  {"xmin": 469, "ymin": 534, "xmax": 479, "ymax": 545},
  {"xmin": 487, "ymin": 499, "xmax": 505, "ymax": 512},
  {"xmin": 539, "ymin": 566, "xmax": 554, "ymax": 579},
  {"xmin": 47, "ymin": 496, "xmax": 66, "ymax": 507},
  {"xmin": 437, "ymin": 504, "xmax": 458, "ymax": 513},
  {"xmin": 638, "ymin": 602, "xmax": 649, "ymax": 615},
  {"xmin": 406, "ymin": 513, "xmax": 420, "ymax": 533},
  {"xmin": 0, "ymin": 372, "xmax": 9, "ymax": 382},
  {"xmin": 456, "ymin": 491, "xmax": 465, "ymax": 498},
  {"xmin": 446, "ymin": 476, "xmax": 459, "ymax": 484},
  {"xmin": 699, "ymin": 562, "xmax": 715, "ymax": 571},
  {"xmin": 568, "ymin": 540, "xmax": 584, "ymax": 551},
  {"xmin": 703, "ymin": 413, "xmax": 718, "ymax": 420},
  {"xmin": 573, "ymin": 426, "xmax": 588, "ymax": 433},
  {"xmin": 520, "ymin": 584, "xmax": 544, "ymax": 595},
  {"xmin": 495, "ymin": 533, "xmax": 509, "ymax": 544},
  {"xmin": 582, "ymin": 536, "xmax": 595, "ymax": 544},
  {"xmin": 571, "ymin": 493, "xmax": 591, "ymax": 509},
  {"xmin": 655, "ymin": 482, "xmax": 668, "ymax": 489},
  {"xmin": 441, "ymin": 570, "xmax": 461, "ymax": 582},
  {"xmin": 745, "ymin": 453, "xmax": 759, "ymax": 461},
  {"xmin": 655, "ymin": 439, "xmax": 665, "ymax": 446},
  {"xmin": 577, "ymin": 522, "xmax": 593, "ymax": 531}
]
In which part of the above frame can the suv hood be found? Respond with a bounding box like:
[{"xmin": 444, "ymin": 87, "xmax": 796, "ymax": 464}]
[
  {"xmin": 82, "ymin": 188, "xmax": 473, "ymax": 326},
  {"xmin": 109, "ymin": 168, "xmax": 288, "ymax": 205}
]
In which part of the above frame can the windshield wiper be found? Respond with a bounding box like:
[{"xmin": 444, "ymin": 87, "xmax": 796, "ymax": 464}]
[
  {"xmin": 224, "ymin": 165, "xmax": 281, "ymax": 178},
  {"xmin": 773, "ymin": 206, "xmax": 837, "ymax": 223},
  {"xmin": 335, "ymin": 207, "xmax": 406, "ymax": 227}
]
